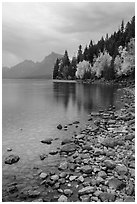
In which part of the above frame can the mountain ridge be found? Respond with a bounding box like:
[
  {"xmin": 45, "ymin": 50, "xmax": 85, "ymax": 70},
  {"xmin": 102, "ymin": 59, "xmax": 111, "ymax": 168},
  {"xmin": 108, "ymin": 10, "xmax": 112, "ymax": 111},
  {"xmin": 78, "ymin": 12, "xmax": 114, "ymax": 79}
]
[{"xmin": 2, "ymin": 52, "xmax": 62, "ymax": 79}]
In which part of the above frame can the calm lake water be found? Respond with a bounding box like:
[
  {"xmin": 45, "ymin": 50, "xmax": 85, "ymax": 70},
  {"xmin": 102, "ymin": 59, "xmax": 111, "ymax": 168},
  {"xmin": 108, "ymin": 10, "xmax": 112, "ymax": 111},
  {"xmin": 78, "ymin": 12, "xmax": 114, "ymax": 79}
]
[{"xmin": 2, "ymin": 79, "xmax": 124, "ymax": 188}]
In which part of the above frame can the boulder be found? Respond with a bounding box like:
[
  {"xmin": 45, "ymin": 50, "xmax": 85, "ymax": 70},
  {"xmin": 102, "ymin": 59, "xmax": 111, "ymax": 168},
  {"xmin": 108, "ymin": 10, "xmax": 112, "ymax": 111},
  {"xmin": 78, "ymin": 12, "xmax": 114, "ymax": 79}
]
[
  {"xmin": 41, "ymin": 138, "xmax": 53, "ymax": 144},
  {"xmin": 7, "ymin": 148, "xmax": 12, "ymax": 152},
  {"xmin": 61, "ymin": 138, "xmax": 73, "ymax": 145},
  {"xmin": 5, "ymin": 155, "xmax": 20, "ymax": 165},
  {"xmin": 49, "ymin": 150, "xmax": 58, "ymax": 155},
  {"xmin": 60, "ymin": 143, "xmax": 76, "ymax": 153}
]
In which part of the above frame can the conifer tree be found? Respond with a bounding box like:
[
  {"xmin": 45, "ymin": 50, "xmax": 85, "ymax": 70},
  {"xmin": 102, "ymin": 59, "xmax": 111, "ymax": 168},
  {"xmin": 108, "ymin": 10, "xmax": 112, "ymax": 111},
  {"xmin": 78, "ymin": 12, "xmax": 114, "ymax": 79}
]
[
  {"xmin": 53, "ymin": 58, "xmax": 60, "ymax": 79},
  {"xmin": 77, "ymin": 45, "xmax": 83, "ymax": 63}
]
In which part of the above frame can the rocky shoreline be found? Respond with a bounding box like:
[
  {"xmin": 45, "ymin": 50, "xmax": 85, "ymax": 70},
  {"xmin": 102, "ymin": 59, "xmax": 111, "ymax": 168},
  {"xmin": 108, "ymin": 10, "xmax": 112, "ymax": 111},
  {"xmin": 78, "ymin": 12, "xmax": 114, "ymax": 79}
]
[{"xmin": 3, "ymin": 84, "xmax": 135, "ymax": 202}]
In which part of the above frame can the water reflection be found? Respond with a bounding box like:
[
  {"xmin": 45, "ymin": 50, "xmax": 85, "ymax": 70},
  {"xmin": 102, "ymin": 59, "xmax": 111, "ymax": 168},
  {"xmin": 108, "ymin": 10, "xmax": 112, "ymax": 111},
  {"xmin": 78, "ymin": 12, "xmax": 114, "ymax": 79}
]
[{"xmin": 53, "ymin": 82, "xmax": 116, "ymax": 113}]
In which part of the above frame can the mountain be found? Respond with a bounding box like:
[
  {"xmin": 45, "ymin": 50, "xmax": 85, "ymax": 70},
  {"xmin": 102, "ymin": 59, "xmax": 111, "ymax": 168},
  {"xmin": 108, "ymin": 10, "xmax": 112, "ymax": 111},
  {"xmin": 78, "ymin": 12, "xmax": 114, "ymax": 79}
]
[{"xmin": 2, "ymin": 52, "xmax": 62, "ymax": 79}]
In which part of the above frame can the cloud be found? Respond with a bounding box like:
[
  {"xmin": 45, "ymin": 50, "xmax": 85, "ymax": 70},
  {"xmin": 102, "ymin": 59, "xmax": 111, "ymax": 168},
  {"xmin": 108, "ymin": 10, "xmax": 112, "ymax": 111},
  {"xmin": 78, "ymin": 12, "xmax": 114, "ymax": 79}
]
[{"xmin": 2, "ymin": 2, "xmax": 135, "ymax": 67}]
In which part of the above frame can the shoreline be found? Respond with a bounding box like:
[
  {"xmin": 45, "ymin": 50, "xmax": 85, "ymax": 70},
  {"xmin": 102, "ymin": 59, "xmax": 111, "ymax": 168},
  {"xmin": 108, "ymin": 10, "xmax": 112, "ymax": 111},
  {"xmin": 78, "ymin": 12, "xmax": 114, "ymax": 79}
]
[{"xmin": 3, "ymin": 83, "xmax": 135, "ymax": 202}]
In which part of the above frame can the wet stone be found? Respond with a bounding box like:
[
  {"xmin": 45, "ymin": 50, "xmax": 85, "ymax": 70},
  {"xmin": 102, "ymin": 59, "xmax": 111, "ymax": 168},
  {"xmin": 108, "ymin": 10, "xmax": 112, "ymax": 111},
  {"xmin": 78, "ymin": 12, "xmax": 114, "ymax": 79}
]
[
  {"xmin": 5, "ymin": 155, "xmax": 20, "ymax": 165},
  {"xmin": 49, "ymin": 150, "xmax": 58, "ymax": 155},
  {"xmin": 40, "ymin": 154, "xmax": 48, "ymax": 160},
  {"xmin": 61, "ymin": 138, "xmax": 73, "ymax": 145},
  {"xmin": 57, "ymin": 124, "xmax": 62, "ymax": 130},
  {"xmin": 41, "ymin": 138, "xmax": 53, "ymax": 144},
  {"xmin": 60, "ymin": 143, "xmax": 76, "ymax": 153}
]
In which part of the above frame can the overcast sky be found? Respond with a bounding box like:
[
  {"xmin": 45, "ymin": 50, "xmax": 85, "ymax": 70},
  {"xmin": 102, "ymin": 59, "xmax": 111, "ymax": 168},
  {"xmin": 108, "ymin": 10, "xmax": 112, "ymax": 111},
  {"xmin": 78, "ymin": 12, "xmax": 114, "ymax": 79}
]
[{"xmin": 2, "ymin": 2, "xmax": 135, "ymax": 67}]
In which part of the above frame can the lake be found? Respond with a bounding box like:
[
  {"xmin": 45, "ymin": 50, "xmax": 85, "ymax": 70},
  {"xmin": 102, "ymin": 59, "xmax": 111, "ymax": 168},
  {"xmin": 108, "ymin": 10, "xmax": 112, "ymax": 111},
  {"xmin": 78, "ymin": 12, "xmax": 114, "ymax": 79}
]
[{"xmin": 2, "ymin": 79, "xmax": 124, "ymax": 196}]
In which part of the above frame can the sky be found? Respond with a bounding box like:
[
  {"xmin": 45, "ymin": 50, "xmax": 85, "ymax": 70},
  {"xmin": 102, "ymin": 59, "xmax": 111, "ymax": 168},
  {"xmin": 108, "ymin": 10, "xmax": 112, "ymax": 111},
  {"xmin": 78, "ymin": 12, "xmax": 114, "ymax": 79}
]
[{"xmin": 2, "ymin": 2, "xmax": 135, "ymax": 67}]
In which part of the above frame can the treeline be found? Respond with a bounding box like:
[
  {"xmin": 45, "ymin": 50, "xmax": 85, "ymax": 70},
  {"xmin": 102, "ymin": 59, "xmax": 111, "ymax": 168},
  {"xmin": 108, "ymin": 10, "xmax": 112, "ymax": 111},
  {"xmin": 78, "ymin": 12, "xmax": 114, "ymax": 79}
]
[{"xmin": 53, "ymin": 16, "xmax": 135, "ymax": 80}]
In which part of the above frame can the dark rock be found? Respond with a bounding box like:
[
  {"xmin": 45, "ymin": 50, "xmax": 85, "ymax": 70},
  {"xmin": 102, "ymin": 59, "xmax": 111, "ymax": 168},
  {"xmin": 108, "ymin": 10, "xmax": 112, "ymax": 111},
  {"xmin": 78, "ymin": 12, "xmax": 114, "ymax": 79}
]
[
  {"xmin": 77, "ymin": 175, "xmax": 84, "ymax": 183},
  {"xmin": 49, "ymin": 150, "xmax": 58, "ymax": 155},
  {"xmin": 8, "ymin": 185, "xmax": 18, "ymax": 193},
  {"xmin": 61, "ymin": 138, "xmax": 73, "ymax": 145},
  {"xmin": 40, "ymin": 153, "xmax": 48, "ymax": 160},
  {"xmin": 108, "ymin": 178, "xmax": 126, "ymax": 190},
  {"xmin": 99, "ymin": 192, "xmax": 116, "ymax": 202},
  {"xmin": 125, "ymin": 134, "xmax": 134, "ymax": 141},
  {"xmin": 7, "ymin": 148, "xmax": 12, "ymax": 152},
  {"xmin": 5, "ymin": 155, "xmax": 20, "ymax": 165},
  {"xmin": 73, "ymin": 121, "xmax": 80, "ymax": 124},
  {"xmin": 41, "ymin": 138, "xmax": 53, "ymax": 144},
  {"xmin": 57, "ymin": 124, "xmax": 62, "ymax": 130}
]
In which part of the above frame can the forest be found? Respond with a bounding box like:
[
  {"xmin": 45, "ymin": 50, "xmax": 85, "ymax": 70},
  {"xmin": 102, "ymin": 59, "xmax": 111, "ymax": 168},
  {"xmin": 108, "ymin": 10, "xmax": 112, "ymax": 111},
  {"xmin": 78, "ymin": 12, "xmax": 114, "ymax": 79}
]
[{"xmin": 53, "ymin": 16, "xmax": 135, "ymax": 81}]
